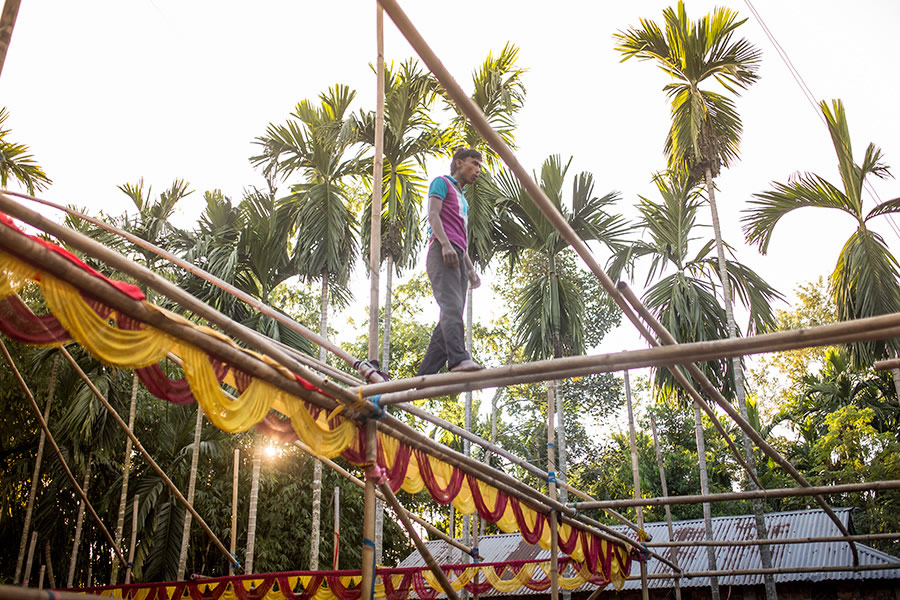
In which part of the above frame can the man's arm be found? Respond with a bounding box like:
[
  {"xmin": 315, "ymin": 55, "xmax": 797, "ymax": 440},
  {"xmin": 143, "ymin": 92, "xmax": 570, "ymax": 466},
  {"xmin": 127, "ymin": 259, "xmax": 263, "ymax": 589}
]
[
  {"xmin": 464, "ymin": 253, "xmax": 481, "ymax": 289},
  {"xmin": 428, "ymin": 195, "xmax": 459, "ymax": 267}
]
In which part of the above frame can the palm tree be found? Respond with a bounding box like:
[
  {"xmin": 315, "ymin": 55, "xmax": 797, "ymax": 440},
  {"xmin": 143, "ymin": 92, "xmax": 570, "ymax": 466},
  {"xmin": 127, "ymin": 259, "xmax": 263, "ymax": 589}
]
[
  {"xmin": 252, "ymin": 84, "xmax": 362, "ymax": 570},
  {"xmin": 610, "ymin": 172, "xmax": 780, "ymax": 600},
  {"xmin": 0, "ymin": 107, "xmax": 52, "ymax": 193},
  {"xmin": 496, "ymin": 154, "xmax": 628, "ymax": 506},
  {"xmin": 743, "ymin": 99, "xmax": 900, "ymax": 377}
]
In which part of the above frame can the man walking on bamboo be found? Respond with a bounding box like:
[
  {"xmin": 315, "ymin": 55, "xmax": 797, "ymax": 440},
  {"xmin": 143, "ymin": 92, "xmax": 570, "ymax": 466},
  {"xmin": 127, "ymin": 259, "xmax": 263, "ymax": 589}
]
[{"xmin": 417, "ymin": 147, "xmax": 485, "ymax": 375}]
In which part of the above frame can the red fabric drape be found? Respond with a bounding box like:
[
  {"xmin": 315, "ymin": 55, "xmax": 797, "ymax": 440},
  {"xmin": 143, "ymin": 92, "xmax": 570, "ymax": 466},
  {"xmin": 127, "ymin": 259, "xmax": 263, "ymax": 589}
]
[
  {"xmin": 509, "ymin": 498, "xmax": 546, "ymax": 546},
  {"xmin": 0, "ymin": 296, "xmax": 70, "ymax": 344},
  {"xmin": 414, "ymin": 449, "xmax": 464, "ymax": 505}
]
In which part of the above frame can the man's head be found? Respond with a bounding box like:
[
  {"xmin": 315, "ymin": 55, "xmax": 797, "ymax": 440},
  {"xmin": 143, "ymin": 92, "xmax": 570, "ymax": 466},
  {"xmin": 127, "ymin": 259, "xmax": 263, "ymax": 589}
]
[{"xmin": 450, "ymin": 147, "xmax": 482, "ymax": 185}]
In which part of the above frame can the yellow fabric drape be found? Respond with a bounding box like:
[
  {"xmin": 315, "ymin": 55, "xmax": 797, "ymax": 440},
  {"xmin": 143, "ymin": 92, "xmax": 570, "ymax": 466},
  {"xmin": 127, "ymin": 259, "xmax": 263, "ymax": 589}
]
[
  {"xmin": 42, "ymin": 275, "xmax": 175, "ymax": 369},
  {"xmin": 277, "ymin": 397, "xmax": 358, "ymax": 459},
  {"xmin": 0, "ymin": 250, "xmax": 36, "ymax": 298}
]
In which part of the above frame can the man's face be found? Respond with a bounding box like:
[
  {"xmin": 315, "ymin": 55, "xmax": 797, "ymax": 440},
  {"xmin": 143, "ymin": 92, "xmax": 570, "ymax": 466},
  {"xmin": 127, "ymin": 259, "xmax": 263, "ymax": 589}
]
[{"xmin": 456, "ymin": 156, "xmax": 482, "ymax": 185}]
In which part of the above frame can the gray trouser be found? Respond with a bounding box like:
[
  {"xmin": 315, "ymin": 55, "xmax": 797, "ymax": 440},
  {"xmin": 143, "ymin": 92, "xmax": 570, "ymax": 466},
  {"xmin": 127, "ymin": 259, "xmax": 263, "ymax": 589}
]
[{"xmin": 417, "ymin": 242, "xmax": 470, "ymax": 375}]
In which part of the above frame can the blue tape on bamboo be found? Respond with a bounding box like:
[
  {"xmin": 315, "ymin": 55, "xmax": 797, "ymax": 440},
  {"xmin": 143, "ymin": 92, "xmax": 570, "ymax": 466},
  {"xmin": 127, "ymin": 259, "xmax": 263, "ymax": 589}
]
[
  {"xmin": 371, "ymin": 394, "xmax": 385, "ymax": 420},
  {"xmin": 363, "ymin": 538, "xmax": 376, "ymax": 548},
  {"xmin": 470, "ymin": 546, "xmax": 480, "ymax": 561},
  {"xmin": 547, "ymin": 471, "xmax": 557, "ymax": 484}
]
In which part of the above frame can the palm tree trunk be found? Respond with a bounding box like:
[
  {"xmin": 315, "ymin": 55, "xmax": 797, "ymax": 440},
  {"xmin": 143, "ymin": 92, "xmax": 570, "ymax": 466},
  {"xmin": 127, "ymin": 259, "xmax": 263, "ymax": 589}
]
[
  {"xmin": 111, "ymin": 373, "xmax": 139, "ymax": 584},
  {"xmin": 16, "ymin": 354, "xmax": 58, "ymax": 584},
  {"xmin": 705, "ymin": 168, "xmax": 777, "ymax": 600},
  {"xmin": 67, "ymin": 453, "xmax": 92, "ymax": 588},
  {"xmin": 0, "ymin": 0, "xmax": 22, "ymax": 78},
  {"xmin": 693, "ymin": 405, "xmax": 720, "ymax": 600},
  {"xmin": 177, "ymin": 404, "xmax": 204, "ymax": 580},
  {"xmin": 310, "ymin": 275, "xmax": 330, "ymax": 570},
  {"xmin": 43, "ymin": 541, "xmax": 56, "ymax": 589},
  {"xmin": 246, "ymin": 450, "xmax": 261, "ymax": 573},
  {"xmin": 624, "ymin": 372, "xmax": 648, "ymax": 600}
]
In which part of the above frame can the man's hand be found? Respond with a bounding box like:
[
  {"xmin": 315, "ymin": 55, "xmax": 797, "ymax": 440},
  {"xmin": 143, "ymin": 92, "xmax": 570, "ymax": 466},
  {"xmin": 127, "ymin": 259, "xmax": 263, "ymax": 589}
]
[
  {"xmin": 442, "ymin": 243, "xmax": 459, "ymax": 267},
  {"xmin": 469, "ymin": 271, "xmax": 481, "ymax": 289}
]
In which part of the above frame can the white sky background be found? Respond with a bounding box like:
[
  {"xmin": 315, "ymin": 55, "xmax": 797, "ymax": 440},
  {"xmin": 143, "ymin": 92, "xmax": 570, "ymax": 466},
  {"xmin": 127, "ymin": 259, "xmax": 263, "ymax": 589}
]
[{"xmin": 4, "ymin": 1, "xmax": 900, "ymax": 427}]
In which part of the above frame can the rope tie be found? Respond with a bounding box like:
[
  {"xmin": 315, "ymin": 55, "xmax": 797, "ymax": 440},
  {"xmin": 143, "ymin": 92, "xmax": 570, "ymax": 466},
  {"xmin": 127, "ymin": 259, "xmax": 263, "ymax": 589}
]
[
  {"xmin": 363, "ymin": 538, "xmax": 376, "ymax": 549},
  {"xmin": 572, "ymin": 500, "xmax": 578, "ymax": 516},
  {"xmin": 547, "ymin": 471, "xmax": 557, "ymax": 484},
  {"xmin": 470, "ymin": 546, "xmax": 480, "ymax": 561},
  {"xmin": 370, "ymin": 394, "xmax": 385, "ymax": 420},
  {"xmin": 547, "ymin": 442, "xmax": 555, "ymax": 447},
  {"xmin": 365, "ymin": 464, "xmax": 389, "ymax": 486}
]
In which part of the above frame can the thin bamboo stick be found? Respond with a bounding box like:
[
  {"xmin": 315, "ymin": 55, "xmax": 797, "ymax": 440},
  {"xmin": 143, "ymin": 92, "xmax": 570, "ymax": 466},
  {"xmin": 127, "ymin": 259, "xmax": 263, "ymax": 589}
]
[
  {"xmin": 378, "ymin": 482, "xmax": 460, "ymax": 600},
  {"xmin": 0, "ymin": 193, "xmax": 357, "ymax": 402},
  {"xmin": 0, "ymin": 0, "xmax": 21, "ymax": 78},
  {"xmin": 615, "ymin": 282, "xmax": 859, "ymax": 564},
  {"xmin": 124, "ymin": 494, "xmax": 138, "ymax": 585},
  {"xmin": 649, "ymin": 413, "xmax": 681, "ymax": 600},
  {"xmin": 368, "ymin": 1, "xmax": 385, "ymax": 363},
  {"xmin": 43, "ymin": 542, "xmax": 55, "ymax": 589},
  {"xmin": 646, "ymin": 532, "xmax": 900, "ymax": 548},
  {"xmin": 0, "ymin": 339, "xmax": 127, "ymax": 569},
  {"xmin": 633, "ymin": 563, "xmax": 900, "ymax": 579},
  {"xmin": 37, "ymin": 567, "xmax": 45, "ymax": 591},
  {"xmin": 245, "ymin": 450, "xmax": 261, "ymax": 574},
  {"xmin": 547, "ymin": 382, "xmax": 559, "ymax": 600},
  {"xmin": 574, "ymin": 479, "xmax": 900, "ymax": 509},
  {"xmin": 3, "ymin": 190, "xmax": 366, "ymax": 379},
  {"xmin": 333, "ymin": 486, "xmax": 340, "ymax": 570},
  {"xmin": 67, "ymin": 454, "xmax": 92, "ymax": 588},
  {"xmin": 57, "ymin": 346, "xmax": 236, "ymax": 570}
]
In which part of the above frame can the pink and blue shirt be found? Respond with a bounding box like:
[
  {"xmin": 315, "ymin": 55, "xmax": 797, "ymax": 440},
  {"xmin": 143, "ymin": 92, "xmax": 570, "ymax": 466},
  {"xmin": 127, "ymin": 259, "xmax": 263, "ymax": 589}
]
[{"xmin": 428, "ymin": 175, "xmax": 469, "ymax": 251}]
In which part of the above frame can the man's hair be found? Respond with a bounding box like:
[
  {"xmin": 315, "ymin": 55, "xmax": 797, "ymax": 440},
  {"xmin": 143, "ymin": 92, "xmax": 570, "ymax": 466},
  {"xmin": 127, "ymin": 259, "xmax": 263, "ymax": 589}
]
[{"xmin": 450, "ymin": 147, "xmax": 482, "ymax": 175}]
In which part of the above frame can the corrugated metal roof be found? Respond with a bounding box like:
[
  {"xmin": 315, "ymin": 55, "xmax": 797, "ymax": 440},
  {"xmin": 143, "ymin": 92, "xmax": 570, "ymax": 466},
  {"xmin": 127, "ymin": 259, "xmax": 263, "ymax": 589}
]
[{"xmin": 398, "ymin": 508, "xmax": 900, "ymax": 595}]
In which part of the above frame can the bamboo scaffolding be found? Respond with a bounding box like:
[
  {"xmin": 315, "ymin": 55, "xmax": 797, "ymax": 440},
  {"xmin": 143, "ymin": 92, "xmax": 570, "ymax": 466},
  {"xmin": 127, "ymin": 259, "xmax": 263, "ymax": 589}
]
[
  {"xmin": 361, "ymin": 422, "xmax": 378, "ymax": 600},
  {"xmin": 632, "ymin": 563, "xmax": 900, "ymax": 579},
  {"xmin": 623, "ymin": 372, "xmax": 648, "ymax": 600},
  {"xmin": 0, "ymin": 339, "xmax": 127, "ymax": 567},
  {"xmin": 0, "ymin": 209, "xmax": 665, "ymax": 566},
  {"xmin": 125, "ymin": 495, "xmax": 138, "ymax": 585},
  {"xmin": 649, "ymin": 413, "xmax": 681, "ymax": 600},
  {"xmin": 646, "ymin": 533, "xmax": 900, "ymax": 548},
  {"xmin": 56, "ymin": 346, "xmax": 237, "ymax": 570},
  {"xmin": 0, "ymin": 192, "xmax": 363, "ymax": 397},
  {"xmin": 615, "ymin": 282, "xmax": 859, "ymax": 564},
  {"xmin": 574, "ymin": 479, "xmax": 900, "ymax": 509},
  {"xmin": 378, "ymin": 482, "xmax": 460, "ymax": 600}
]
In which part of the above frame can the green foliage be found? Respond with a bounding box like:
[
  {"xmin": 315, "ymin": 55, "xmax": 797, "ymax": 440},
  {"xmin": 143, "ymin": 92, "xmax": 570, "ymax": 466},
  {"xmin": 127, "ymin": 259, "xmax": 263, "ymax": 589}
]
[
  {"xmin": 743, "ymin": 99, "xmax": 900, "ymax": 368},
  {"xmin": 0, "ymin": 107, "xmax": 52, "ymax": 194}
]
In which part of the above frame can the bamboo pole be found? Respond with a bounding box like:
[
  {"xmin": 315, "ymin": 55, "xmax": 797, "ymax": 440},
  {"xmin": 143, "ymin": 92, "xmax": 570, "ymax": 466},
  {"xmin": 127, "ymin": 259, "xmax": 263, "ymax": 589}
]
[
  {"xmin": 873, "ymin": 359, "xmax": 900, "ymax": 370},
  {"xmin": 378, "ymin": 482, "xmax": 460, "ymax": 600},
  {"xmin": 623, "ymin": 372, "xmax": 648, "ymax": 600},
  {"xmin": 360, "ymin": 421, "xmax": 378, "ymax": 600},
  {"xmin": 546, "ymin": 382, "xmax": 560, "ymax": 600},
  {"xmin": 1, "ymin": 585, "xmax": 111, "ymax": 600},
  {"xmin": 177, "ymin": 405, "xmax": 205, "ymax": 580},
  {"xmin": 649, "ymin": 413, "xmax": 681, "ymax": 600},
  {"xmin": 333, "ymin": 486, "xmax": 340, "ymax": 570},
  {"xmin": 359, "ymin": 313, "xmax": 900, "ymax": 400},
  {"xmin": 0, "ymin": 0, "xmax": 21, "ymax": 78},
  {"xmin": 0, "ymin": 340, "xmax": 127, "ymax": 570},
  {"xmin": 230, "ymin": 448, "xmax": 239, "ymax": 576},
  {"xmin": 125, "ymin": 495, "xmax": 138, "ymax": 585},
  {"xmin": 3, "ymin": 191, "xmax": 366, "ymax": 381},
  {"xmin": 16, "ymin": 355, "xmax": 57, "ymax": 585},
  {"xmin": 615, "ymin": 282, "xmax": 859, "ymax": 564},
  {"xmin": 632, "ymin": 563, "xmax": 900, "ymax": 579},
  {"xmin": 0, "ymin": 193, "xmax": 357, "ymax": 403},
  {"xmin": 368, "ymin": 1, "xmax": 385, "ymax": 363},
  {"xmin": 22, "ymin": 531, "xmax": 37, "ymax": 588},
  {"xmin": 67, "ymin": 454, "xmax": 92, "ymax": 588},
  {"xmin": 56, "ymin": 346, "xmax": 237, "ymax": 570},
  {"xmin": 573, "ymin": 479, "xmax": 900, "ymax": 509},
  {"xmin": 647, "ymin": 532, "xmax": 900, "ymax": 548}
]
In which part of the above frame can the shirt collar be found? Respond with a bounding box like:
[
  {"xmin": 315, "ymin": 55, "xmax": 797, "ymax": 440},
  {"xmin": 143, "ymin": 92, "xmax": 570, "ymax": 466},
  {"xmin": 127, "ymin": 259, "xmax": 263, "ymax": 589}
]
[{"xmin": 447, "ymin": 175, "xmax": 459, "ymax": 185}]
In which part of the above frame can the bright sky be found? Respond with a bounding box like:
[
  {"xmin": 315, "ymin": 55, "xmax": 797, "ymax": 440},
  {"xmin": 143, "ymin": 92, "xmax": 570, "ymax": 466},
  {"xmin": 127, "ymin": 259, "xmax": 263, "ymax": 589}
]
[{"xmin": 4, "ymin": 1, "xmax": 900, "ymax": 390}]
